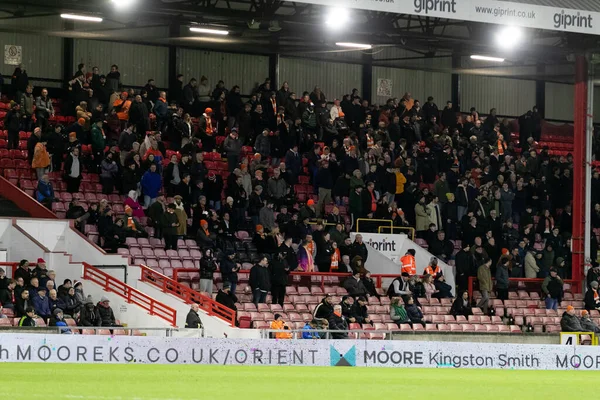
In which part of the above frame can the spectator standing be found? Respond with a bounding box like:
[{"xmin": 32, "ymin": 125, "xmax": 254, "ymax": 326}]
[
  {"xmin": 495, "ymin": 258, "xmax": 510, "ymax": 301},
  {"xmin": 199, "ymin": 249, "xmax": 217, "ymax": 294},
  {"xmin": 20, "ymin": 85, "xmax": 34, "ymax": 131},
  {"xmin": 270, "ymin": 251, "xmax": 290, "ymax": 307},
  {"xmin": 476, "ymin": 259, "xmax": 492, "ymax": 313},
  {"xmin": 35, "ymin": 88, "xmax": 54, "ymax": 131},
  {"xmin": 64, "ymin": 147, "xmax": 82, "ymax": 193},
  {"xmin": 4, "ymin": 101, "xmax": 20, "ymax": 150},
  {"xmin": 249, "ymin": 256, "xmax": 271, "ymax": 306},
  {"xmin": 100, "ymin": 152, "xmax": 119, "ymax": 194},
  {"xmin": 162, "ymin": 204, "xmax": 180, "ymax": 251},
  {"xmin": 315, "ymin": 160, "xmax": 333, "ymax": 218},
  {"xmin": 32, "ymin": 137, "xmax": 50, "ymax": 180},
  {"xmin": 223, "ymin": 129, "xmax": 242, "ymax": 172},
  {"xmin": 141, "ymin": 163, "xmax": 162, "ymax": 207},
  {"xmin": 542, "ymin": 268, "xmax": 563, "ymax": 310}
]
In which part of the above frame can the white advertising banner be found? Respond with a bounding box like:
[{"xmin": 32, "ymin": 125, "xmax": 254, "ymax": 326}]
[
  {"xmin": 0, "ymin": 334, "xmax": 598, "ymax": 370},
  {"xmin": 292, "ymin": 0, "xmax": 600, "ymax": 35}
]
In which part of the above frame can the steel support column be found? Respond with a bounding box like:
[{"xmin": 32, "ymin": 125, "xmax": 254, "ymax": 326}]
[
  {"xmin": 572, "ymin": 55, "xmax": 587, "ymax": 283},
  {"xmin": 535, "ymin": 64, "xmax": 545, "ymax": 118},
  {"xmin": 451, "ymin": 54, "xmax": 461, "ymax": 112},
  {"xmin": 362, "ymin": 52, "xmax": 373, "ymax": 104},
  {"xmin": 584, "ymin": 58, "xmax": 594, "ymax": 273},
  {"xmin": 269, "ymin": 53, "xmax": 280, "ymax": 91}
]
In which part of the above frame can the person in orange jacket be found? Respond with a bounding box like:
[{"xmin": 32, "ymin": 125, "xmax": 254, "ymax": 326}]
[
  {"xmin": 400, "ymin": 249, "xmax": 416, "ymax": 276},
  {"xmin": 330, "ymin": 241, "xmax": 341, "ymax": 271},
  {"xmin": 423, "ymin": 257, "xmax": 443, "ymax": 280},
  {"xmin": 114, "ymin": 92, "xmax": 131, "ymax": 121},
  {"xmin": 270, "ymin": 313, "xmax": 292, "ymax": 339}
]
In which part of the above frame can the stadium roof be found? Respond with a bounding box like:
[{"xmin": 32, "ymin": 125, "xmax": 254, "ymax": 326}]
[{"xmin": 1, "ymin": 0, "xmax": 599, "ymax": 82}]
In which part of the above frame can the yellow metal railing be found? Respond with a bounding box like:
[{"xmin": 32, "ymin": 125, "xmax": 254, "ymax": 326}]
[{"xmin": 378, "ymin": 225, "xmax": 416, "ymax": 241}]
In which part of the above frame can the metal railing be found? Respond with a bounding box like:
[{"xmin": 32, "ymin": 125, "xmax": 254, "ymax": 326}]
[
  {"xmin": 355, "ymin": 218, "xmax": 394, "ymax": 234},
  {"xmin": 139, "ymin": 264, "xmax": 236, "ymax": 326},
  {"xmin": 83, "ymin": 262, "xmax": 177, "ymax": 326},
  {"xmin": 377, "ymin": 225, "xmax": 416, "ymax": 241}
]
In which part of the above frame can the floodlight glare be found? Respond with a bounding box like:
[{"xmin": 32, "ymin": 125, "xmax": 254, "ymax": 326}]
[
  {"xmin": 190, "ymin": 27, "xmax": 229, "ymax": 36},
  {"xmin": 326, "ymin": 7, "xmax": 349, "ymax": 28},
  {"xmin": 112, "ymin": 0, "xmax": 136, "ymax": 10},
  {"xmin": 60, "ymin": 14, "xmax": 103, "ymax": 23},
  {"xmin": 336, "ymin": 42, "xmax": 372, "ymax": 50},
  {"xmin": 470, "ymin": 55, "xmax": 505, "ymax": 62},
  {"xmin": 496, "ymin": 26, "xmax": 523, "ymax": 49}
]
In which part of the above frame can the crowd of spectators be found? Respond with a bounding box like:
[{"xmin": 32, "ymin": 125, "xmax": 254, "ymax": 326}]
[
  {"xmin": 3, "ymin": 61, "xmax": 595, "ymax": 332},
  {"xmin": 0, "ymin": 259, "xmax": 121, "ymax": 330}
]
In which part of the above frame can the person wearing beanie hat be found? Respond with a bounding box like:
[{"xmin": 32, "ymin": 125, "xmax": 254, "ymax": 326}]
[
  {"xmin": 97, "ymin": 296, "xmax": 121, "ymax": 327},
  {"xmin": 560, "ymin": 305, "xmax": 583, "ymax": 332},
  {"xmin": 80, "ymin": 296, "xmax": 101, "ymax": 327},
  {"xmin": 196, "ymin": 219, "xmax": 215, "ymax": 250}
]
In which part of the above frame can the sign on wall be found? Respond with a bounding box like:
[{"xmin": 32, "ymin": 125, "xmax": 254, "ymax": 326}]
[
  {"xmin": 4, "ymin": 45, "xmax": 22, "ymax": 66},
  {"xmin": 292, "ymin": 0, "xmax": 600, "ymax": 36},
  {"xmin": 0, "ymin": 334, "xmax": 599, "ymax": 370},
  {"xmin": 376, "ymin": 78, "xmax": 393, "ymax": 97}
]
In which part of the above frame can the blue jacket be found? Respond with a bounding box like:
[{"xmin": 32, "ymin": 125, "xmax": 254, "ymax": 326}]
[
  {"xmin": 302, "ymin": 323, "xmax": 320, "ymax": 339},
  {"xmin": 141, "ymin": 170, "xmax": 162, "ymax": 199},
  {"xmin": 33, "ymin": 295, "xmax": 51, "ymax": 317},
  {"xmin": 36, "ymin": 180, "xmax": 54, "ymax": 202},
  {"xmin": 153, "ymin": 98, "xmax": 168, "ymax": 119}
]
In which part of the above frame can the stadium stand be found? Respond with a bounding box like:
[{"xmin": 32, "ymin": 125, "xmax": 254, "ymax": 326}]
[{"xmin": 0, "ymin": 60, "xmax": 596, "ymax": 338}]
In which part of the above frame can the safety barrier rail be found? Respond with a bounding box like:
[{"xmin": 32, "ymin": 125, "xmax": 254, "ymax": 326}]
[
  {"xmin": 467, "ymin": 276, "xmax": 582, "ymax": 298},
  {"xmin": 82, "ymin": 262, "xmax": 177, "ymax": 326},
  {"xmin": 172, "ymin": 268, "xmax": 404, "ymax": 292},
  {"xmin": 377, "ymin": 225, "xmax": 416, "ymax": 241},
  {"xmin": 139, "ymin": 264, "xmax": 236, "ymax": 327},
  {"xmin": 355, "ymin": 218, "xmax": 394, "ymax": 234}
]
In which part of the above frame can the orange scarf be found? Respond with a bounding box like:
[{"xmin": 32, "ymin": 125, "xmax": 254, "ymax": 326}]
[
  {"xmin": 204, "ymin": 114, "xmax": 213, "ymax": 135},
  {"xmin": 330, "ymin": 248, "xmax": 341, "ymax": 271},
  {"xmin": 366, "ymin": 135, "xmax": 374, "ymax": 149},
  {"xmin": 271, "ymin": 98, "xmax": 277, "ymax": 114},
  {"xmin": 127, "ymin": 217, "xmax": 137, "ymax": 231},
  {"xmin": 497, "ymin": 140, "xmax": 506, "ymax": 155},
  {"xmin": 307, "ymin": 240, "xmax": 315, "ymax": 256}
]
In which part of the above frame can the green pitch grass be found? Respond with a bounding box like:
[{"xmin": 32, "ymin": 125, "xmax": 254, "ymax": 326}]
[{"xmin": 0, "ymin": 363, "xmax": 595, "ymax": 399}]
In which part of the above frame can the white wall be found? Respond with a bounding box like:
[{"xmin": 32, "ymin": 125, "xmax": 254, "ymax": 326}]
[
  {"xmin": 15, "ymin": 219, "xmax": 68, "ymax": 252},
  {"xmin": 137, "ymin": 280, "xmax": 259, "ymax": 338}
]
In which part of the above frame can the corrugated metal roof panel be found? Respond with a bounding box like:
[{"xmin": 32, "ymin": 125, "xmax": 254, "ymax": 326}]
[
  {"xmin": 177, "ymin": 49, "xmax": 268, "ymax": 96},
  {"xmin": 461, "ymin": 74, "xmax": 535, "ymax": 117},
  {"xmin": 280, "ymin": 57, "xmax": 363, "ymax": 101},
  {"xmin": 0, "ymin": 33, "xmax": 63, "ymax": 80},
  {"xmin": 74, "ymin": 39, "xmax": 169, "ymax": 87},
  {"xmin": 545, "ymin": 82, "xmax": 574, "ymax": 121},
  {"xmin": 372, "ymin": 66, "xmax": 451, "ymax": 106}
]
